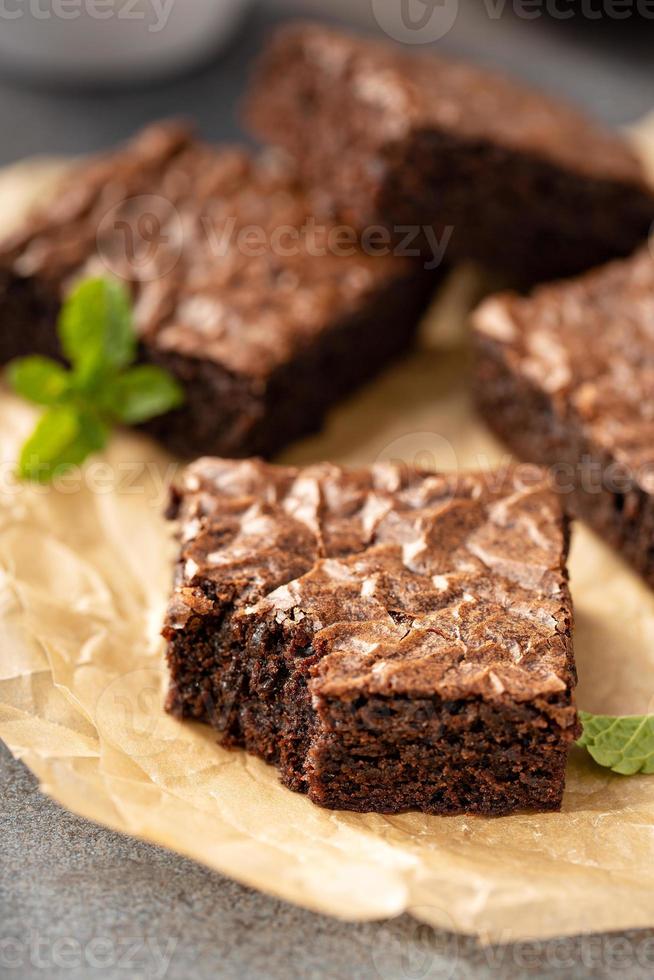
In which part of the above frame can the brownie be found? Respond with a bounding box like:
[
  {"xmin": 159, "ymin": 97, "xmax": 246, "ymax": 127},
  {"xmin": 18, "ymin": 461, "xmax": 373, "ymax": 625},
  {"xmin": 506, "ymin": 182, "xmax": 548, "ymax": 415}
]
[
  {"xmin": 0, "ymin": 121, "xmax": 435, "ymax": 459},
  {"xmin": 473, "ymin": 244, "xmax": 654, "ymax": 588},
  {"xmin": 246, "ymin": 22, "xmax": 654, "ymax": 285},
  {"xmin": 163, "ymin": 457, "xmax": 579, "ymax": 816}
]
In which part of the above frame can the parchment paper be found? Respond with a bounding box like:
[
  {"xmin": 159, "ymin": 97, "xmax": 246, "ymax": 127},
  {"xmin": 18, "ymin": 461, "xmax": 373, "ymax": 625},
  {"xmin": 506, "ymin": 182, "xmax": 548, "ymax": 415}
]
[{"xmin": 2, "ymin": 131, "xmax": 654, "ymax": 944}]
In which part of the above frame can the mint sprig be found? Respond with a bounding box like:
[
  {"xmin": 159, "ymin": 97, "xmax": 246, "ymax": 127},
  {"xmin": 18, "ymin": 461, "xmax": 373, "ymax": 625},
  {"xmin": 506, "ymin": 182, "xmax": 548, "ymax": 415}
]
[
  {"xmin": 577, "ymin": 711, "xmax": 654, "ymax": 775},
  {"xmin": 7, "ymin": 277, "xmax": 184, "ymax": 482}
]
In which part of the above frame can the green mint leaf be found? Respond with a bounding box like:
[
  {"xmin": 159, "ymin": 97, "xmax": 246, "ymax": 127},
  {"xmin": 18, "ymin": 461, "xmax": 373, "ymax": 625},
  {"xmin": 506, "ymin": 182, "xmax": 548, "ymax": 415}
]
[
  {"xmin": 11, "ymin": 276, "xmax": 184, "ymax": 483},
  {"xmin": 18, "ymin": 405, "xmax": 108, "ymax": 483},
  {"xmin": 577, "ymin": 711, "xmax": 654, "ymax": 775},
  {"xmin": 59, "ymin": 277, "xmax": 135, "ymax": 384},
  {"xmin": 101, "ymin": 365, "xmax": 185, "ymax": 424},
  {"xmin": 7, "ymin": 355, "xmax": 70, "ymax": 405}
]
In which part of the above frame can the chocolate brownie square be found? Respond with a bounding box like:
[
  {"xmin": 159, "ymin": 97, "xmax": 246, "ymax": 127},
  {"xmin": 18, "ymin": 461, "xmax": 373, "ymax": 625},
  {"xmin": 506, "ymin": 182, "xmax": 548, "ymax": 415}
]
[
  {"xmin": 246, "ymin": 22, "xmax": 654, "ymax": 285},
  {"xmin": 163, "ymin": 458, "xmax": 579, "ymax": 815},
  {"xmin": 473, "ymin": 243, "xmax": 654, "ymax": 589},
  {"xmin": 0, "ymin": 122, "xmax": 435, "ymax": 459}
]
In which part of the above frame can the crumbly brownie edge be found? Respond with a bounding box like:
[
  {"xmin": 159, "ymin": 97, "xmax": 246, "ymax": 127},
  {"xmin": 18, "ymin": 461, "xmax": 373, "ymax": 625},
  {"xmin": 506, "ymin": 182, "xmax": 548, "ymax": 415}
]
[
  {"xmin": 165, "ymin": 595, "xmax": 578, "ymax": 815},
  {"xmin": 163, "ymin": 594, "xmax": 320, "ymax": 787},
  {"xmin": 306, "ymin": 693, "xmax": 576, "ymax": 815},
  {"xmin": 473, "ymin": 330, "xmax": 654, "ymax": 587}
]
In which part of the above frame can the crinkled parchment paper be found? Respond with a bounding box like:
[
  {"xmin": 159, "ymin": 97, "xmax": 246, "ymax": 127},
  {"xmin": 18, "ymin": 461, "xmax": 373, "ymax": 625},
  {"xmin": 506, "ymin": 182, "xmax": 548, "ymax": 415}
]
[{"xmin": 2, "ymin": 127, "xmax": 654, "ymax": 944}]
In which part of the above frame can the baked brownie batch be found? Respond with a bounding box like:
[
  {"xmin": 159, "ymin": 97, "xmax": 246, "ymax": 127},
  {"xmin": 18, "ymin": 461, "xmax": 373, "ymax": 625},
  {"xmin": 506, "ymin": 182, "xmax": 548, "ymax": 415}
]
[{"xmin": 3, "ymin": 21, "xmax": 654, "ymax": 815}]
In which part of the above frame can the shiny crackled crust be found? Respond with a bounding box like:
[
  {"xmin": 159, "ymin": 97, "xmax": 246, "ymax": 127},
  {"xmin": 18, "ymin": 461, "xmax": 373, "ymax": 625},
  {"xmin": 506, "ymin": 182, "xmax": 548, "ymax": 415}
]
[
  {"xmin": 246, "ymin": 23, "xmax": 654, "ymax": 284},
  {"xmin": 472, "ymin": 245, "xmax": 654, "ymax": 587},
  {"xmin": 163, "ymin": 458, "xmax": 578, "ymax": 815},
  {"xmin": 0, "ymin": 122, "xmax": 434, "ymax": 458},
  {"xmin": 0, "ymin": 121, "xmax": 423, "ymax": 377},
  {"xmin": 249, "ymin": 22, "xmax": 644, "ymax": 180}
]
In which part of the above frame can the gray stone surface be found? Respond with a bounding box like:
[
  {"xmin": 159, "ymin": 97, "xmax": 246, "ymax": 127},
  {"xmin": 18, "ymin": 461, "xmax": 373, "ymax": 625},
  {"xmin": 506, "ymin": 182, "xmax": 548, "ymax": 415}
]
[
  {"xmin": 3, "ymin": 743, "xmax": 654, "ymax": 980},
  {"xmin": 2, "ymin": 3, "xmax": 654, "ymax": 978}
]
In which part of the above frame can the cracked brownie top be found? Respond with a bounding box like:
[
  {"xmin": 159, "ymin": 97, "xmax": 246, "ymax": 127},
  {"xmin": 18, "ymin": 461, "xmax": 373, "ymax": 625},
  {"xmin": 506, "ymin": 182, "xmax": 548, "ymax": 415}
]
[
  {"xmin": 473, "ymin": 245, "xmax": 654, "ymax": 486},
  {"xmin": 165, "ymin": 458, "xmax": 574, "ymax": 703},
  {"xmin": 0, "ymin": 121, "xmax": 416, "ymax": 379},
  {"xmin": 247, "ymin": 22, "xmax": 648, "ymax": 185}
]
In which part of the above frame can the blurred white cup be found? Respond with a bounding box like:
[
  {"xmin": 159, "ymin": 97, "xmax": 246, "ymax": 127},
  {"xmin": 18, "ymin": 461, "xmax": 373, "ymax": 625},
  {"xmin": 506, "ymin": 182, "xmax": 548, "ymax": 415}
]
[{"xmin": 0, "ymin": 0, "xmax": 250, "ymax": 84}]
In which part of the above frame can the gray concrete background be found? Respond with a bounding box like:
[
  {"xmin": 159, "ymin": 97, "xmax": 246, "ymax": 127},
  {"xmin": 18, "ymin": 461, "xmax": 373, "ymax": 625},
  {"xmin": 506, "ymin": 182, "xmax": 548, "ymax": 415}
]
[
  {"xmin": 4, "ymin": 743, "xmax": 654, "ymax": 980},
  {"xmin": 2, "ymin": 2, "xmax": 654, "ymax": 978}
]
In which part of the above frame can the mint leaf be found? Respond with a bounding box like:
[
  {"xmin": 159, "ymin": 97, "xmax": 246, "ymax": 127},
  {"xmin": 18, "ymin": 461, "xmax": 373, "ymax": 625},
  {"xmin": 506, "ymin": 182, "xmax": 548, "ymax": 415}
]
[
  {"xmin": 577, "ymin": 711, "xmax": 654, "ymax": 775},
  {"xmin": 7, "ymin": 355, "xmax": 70, "ymax": 405},
  {"xmin": 59, "ymin": 277, "xmax": 134, "ymax": 385},
  {"xmin": 9, "ymin": 276, "xmax": 184, "ymax": 482},
  {"xmin": 102, "ymin": 365, "xmax": 184, "ymax": 424},
  {"xmin": 18, "ymin": 405, "xmax": 108, "ymax": 482}
]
